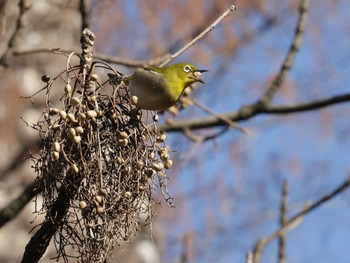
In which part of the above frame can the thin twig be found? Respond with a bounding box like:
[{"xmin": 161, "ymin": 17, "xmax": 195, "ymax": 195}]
[
  {"xmin": 252, "ymin": 175, "xmax": 350, "ymax": 263},
  {"xmin": 13, "ymin": 48, "xmax": 170, "ymax": 67},
  {"xmin": 159, "ymin": 5, "xmax": 237, "ymax": 67},
  {"xmin": 259, "ymin": 0, "xmax": 310, "ymax": 104},
  {"xmin": 192, "ymin": 98, "xmax": 248, "ymax": 133},
  {"xmin": 278, "ymin": 181, "xmax": 289, "ymax": 263}
]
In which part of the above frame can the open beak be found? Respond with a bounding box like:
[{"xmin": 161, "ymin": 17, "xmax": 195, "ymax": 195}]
[{"xmin": 192, "ymin": 69, "xmax": 208, "ymax": 84}]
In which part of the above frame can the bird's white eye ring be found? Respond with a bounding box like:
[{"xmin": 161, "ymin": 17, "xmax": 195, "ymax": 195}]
[{"xmin": 183, "ymin": 65, "xmax": 192, "ymax": 73}]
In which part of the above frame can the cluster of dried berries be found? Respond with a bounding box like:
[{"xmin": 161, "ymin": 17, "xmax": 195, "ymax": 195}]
[{"xmin": 31, "ymin": 64, "xmax": 173, "ymax": 262}]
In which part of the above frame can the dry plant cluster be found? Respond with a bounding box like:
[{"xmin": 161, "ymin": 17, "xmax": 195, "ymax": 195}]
[{"xmin": 25, "ymin": 29, "xmax": 173, "ymax": 262}]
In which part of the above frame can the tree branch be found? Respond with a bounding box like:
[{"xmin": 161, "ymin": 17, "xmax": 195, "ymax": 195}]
[
  {"xmin": 259, "ymin": 0, "xmax": 310, "ymax": 104},
  {"xmin": 159, "ymin": 93, "xmax": 350, "ymax": 132},
  {"xmin": 0, "ymin": 180, "xmax": 40, "ymax": 227},
  {"xmin": 278, "ymin": 181, "xmax": 288, "ymax": 263},
  {"xmin": 252, "ymin": 175, "xmax": 350, "ymax": 263},
  {"xmin": 0, "ymin": 0, "xmax": 30, "ymax": 73},
  {"xmin": 13, "ymin": 48, "xmax": 170, "ymax": 68}
]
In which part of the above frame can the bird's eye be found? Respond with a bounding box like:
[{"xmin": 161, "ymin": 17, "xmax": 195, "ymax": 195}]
[{"xmin": 183, "ymin": 65, "xmax": 192, "ymax": 73}]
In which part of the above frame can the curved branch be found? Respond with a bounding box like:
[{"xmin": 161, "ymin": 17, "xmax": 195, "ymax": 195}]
[
  {"xmin": 259, "ymin": 0, "xmax": 310, "ymax": 104},
  {"xmin": 160, "ymin": 93, "xmax": 350, "ymax": 132}
]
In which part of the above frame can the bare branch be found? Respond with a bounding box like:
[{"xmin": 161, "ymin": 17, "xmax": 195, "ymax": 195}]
[
  {"xmin": 79, "ymin": 0, "xmax": 91, "ymax": 31},
  {"xmin": 159, "ymin": 5, "xmax": 237, "ymax": 67},
  {"xmin": 0, "ymin": 0, "xmax": 30, "ymax": 73},
  {"xmin": 13, "ymin": 48, "xmax": 170, "ymax": 67},
  {"xmin": 278, "ymin": 181, "xmax": 289, "ymax": 263},
  {"xmin": 252, "ymin": 175, "xmax": 350, "ymax": 263},
  {"xmin": 259, "ymin": 0, "xmax": 310, "ymax": 104},
  {"xmin": 159, "ymin": 93, "xmax": 350, "ymax": 132},
  {"xmin": 0, "ymin": 180, "xmax": 40, "ymax": 228}
]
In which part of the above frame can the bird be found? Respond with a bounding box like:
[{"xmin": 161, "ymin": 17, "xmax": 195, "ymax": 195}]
[{"xmin": 127, "ymin": 63, "xmax": 207, "ymax": 111}]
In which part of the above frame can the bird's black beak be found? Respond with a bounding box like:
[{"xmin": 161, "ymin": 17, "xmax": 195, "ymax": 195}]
[{"xmin": 192, "ymin": 69, "xmax": 208, "ymax": 84}]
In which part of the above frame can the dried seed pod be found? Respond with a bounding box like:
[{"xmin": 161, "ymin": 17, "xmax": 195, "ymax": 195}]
[
  {"xmin": 158, "ymin": 171, "xmax": 166, "ymax": 177},
  {"xmin": 158, "ymin": 147, "xmax": 168, "ymax": 155},
  {"xmin": 95, "ymin": 195, "xmax": 103, "ymax": 204},
  {"xmin": 96, "ymin": 206, "xmax": 104, "ymax": 214},
  {"xmin": 153, "ymin": 114, "xmax": 159, "ymax": 122},
  {"xmin": 136, "ymin": 160, "xmax": 144, "ymax": 170},
  {"xmin": 67, "ymin": 113, "xmax": 76, "ymax": 122},
  {"xmin": 131, "ymin": 96, "xmax": 138, "ymax": 106},
  {"xmin": 77, "ymin": 113, "xmax": 86, "ymax": 122},
  {"xmin": 164, "ymin": 159, "xmax": 173, "ymax": 169},
  {"xmin": 157, "ymin": 133, "xmax": 167, "ymax": 142},
  {"xmin": 151, "ymin": 162, "xmax": 164, "ymax": 171},
  {"xmin": 49, "ymin": 108, "xmax": 59, "ymax": 115},
  {"xmin": 87, "ymin": 110, "xmax": 97, "ymax": 118},
  {"xmin": 124, "ymin": 191, "xmax": 132, "ymax": 198},
  {"xmin": 71, "ymin": 164, "xmax": 79, "ymax": 173},
  {"xmin": 90, "ymin": 95, "xmax": 97, "ymax": 102},
  {"xmin": 64, "ymin": 83, "xmax": 72, "ymax": 94},
  {"xmin": 69, "ymin": 127, "xmax": 76, "ymax": 137},
  {"xmin": 116, "ymin": 157, "xmax": 124, "ymax": 165},
  {"xmin": 79, "ymin": 201, "xmax": 87, "ymax": 209},
  {"xmin": 111, "ymin": 112, "xmax": 117, "ymax": 119},
  {"xmin": 53, "ymin": 151, "xmax": 60, "ymax": 160},
  {"xmin": 99, "ymin": 188, "xmax": 108, "ymax": 196},
  {"xmin": 53, "ymin": 141, "xmax": 60, "ymax": 152},
  {"xmin": 118, "ymin": 131, "xmax": 128, "ymax": 139},
  {"xmin": 149, "ymin": 152, "xmax": 156, "ymax": 160},
  {"xmin": 90, "ymin": 74, "xmax": 99, "ymax": 81},
  {"xmin": 145, "ymin": 168, "xmax": 155, "ymax": 178},
  {"xmin": 160, "ymin": 152, "xmax": 169, "ymax": 162},
  {"xmin": 41, "ymin": 75, "xmax": 50, "ymax": 82},
  {"xmin": 75, "ymin": 126, "xmax": 84, "ymax": 135},
  {"xmin": 59, "ymin": 110, "xmax": 67, "ymax": 120},
  {"xmin": 123, "ymin": 166, "xmax": 132, "ymax": 175},
  {"xmin": 73, "ymin": 135, "xmax": 81, "ymax": 144},
  {"xmin": 52, "ymin": 123, "xmax": 60, "ymax": 130},
  {"xmin": 70, "ymin": 97, "xmax": 81, "ymax": 106},
  {"xmin": 117, "ymin": 138, "xmax": 128, "ymax": 147}
]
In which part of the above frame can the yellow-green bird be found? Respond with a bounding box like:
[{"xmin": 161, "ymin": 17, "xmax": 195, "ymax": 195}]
[{"xmin": 128, "ymin": 63, "xmax": 207, "ymax": 111}]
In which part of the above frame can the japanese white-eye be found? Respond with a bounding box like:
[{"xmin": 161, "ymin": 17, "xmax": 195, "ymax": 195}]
[{"xmin": 128, "ymin": 63, "xmax": 207, "ymax": 111}]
